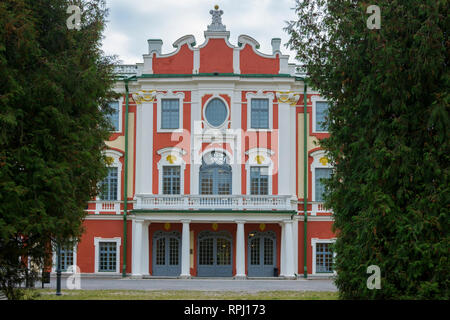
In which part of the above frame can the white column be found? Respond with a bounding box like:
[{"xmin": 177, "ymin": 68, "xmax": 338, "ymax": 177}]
[
  {"xmin": 284, "ymin": 221, "xmax": 295, "ymax": 278},
  {"xmin": 293, "ymin": 218, "xmax": 299, "ymax": 275},
  {"xmin": 235, "ymin": 220, "xmax": 246, "ymax": 279},
  {"xmin": 131, "ymin": 219, "xmax": 144, "ymax": 277},
  {"xmin": 278, "ymin": 102, "xmax": 291, "ymax": 195},
  {"xmin": 141, "ymin": 222, "xmax": 150, "ymax": 276},
  {"xmin": 180, "ymin": 220, "xmax": 191, "ymax": 278},
  {"xmin": 280, "ymin": 222, "xmax": 286, "ymax": 276}
]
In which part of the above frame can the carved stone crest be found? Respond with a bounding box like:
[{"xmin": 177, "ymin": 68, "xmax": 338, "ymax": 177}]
[{"xmin": 207, "ymin": 5, "xmax": 226, "ymax": 32}]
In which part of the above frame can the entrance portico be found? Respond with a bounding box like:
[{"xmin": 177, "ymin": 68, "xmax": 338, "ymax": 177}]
[{"xmin": 130, "ymin": 211, "xmax": 297, "ymax": 279}]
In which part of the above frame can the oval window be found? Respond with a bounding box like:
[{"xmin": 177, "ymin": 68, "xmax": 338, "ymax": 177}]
[{"xmin": 205, "ymin": 98, "xmax": 228, "ymax": 127}]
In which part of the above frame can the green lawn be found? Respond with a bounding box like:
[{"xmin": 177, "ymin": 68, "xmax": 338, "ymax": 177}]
[{"xmin": 35, "ymin": 289, "xmax": 338, "ymax": 300}]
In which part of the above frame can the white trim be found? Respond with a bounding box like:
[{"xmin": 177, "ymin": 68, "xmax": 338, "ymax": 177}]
[
  {"xmin": 202, "ymin": 95, "xmax": 230, "ymax": 129},
  {"xmin": 311, "ymin": 95, "xmax": 329, "ymax": 133},
  {"xmin": 94, "ymin": 237, "xmax": 121, "ymax": 274},
  {"xmin": 156, "ymin": 90, "xmax": 185, "ymax": 133},
  {"xmin": 311, "ymin": 238, "xmax": 336, "ymax": 275},
  {"xmin": 245, "ymin": 148, "xmax": 274, "ymax": 195},
  {"xmin": 246, "ymin": 90, "xmax": 274, "ymax": 131},
  {"xmin": 156, "ymin": 147, "xmax": 187, "ymax": 195},
  {"xmin": 310, "ymin": 150, "xmax": 333, "ymax": 204}
]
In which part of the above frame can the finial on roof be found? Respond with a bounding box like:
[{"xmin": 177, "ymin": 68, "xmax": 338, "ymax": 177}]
[{"xmin": 208, "ymin": 5, "xmax": 226, "ymax": 32}]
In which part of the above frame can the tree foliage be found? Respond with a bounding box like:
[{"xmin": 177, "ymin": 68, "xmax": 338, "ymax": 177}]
[
  {"xmin": 286, "ymin": 0, "xmax": 449, "ymax": 299},
  {"xmin": 0, "ymin": 0, "xmax": 116, "ymax": 298}
]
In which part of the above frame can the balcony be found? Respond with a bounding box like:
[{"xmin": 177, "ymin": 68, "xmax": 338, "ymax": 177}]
[
  {"xmin": 310, "ymin": 202, "xmax": 332, "ymax": 215},
  {"xmin": 87, "ymin": 201, "xmax": 121, "ymax": 215},
  {"xmin": 135, "ymin": 194, "xmax": 296, "ymax": 211}
]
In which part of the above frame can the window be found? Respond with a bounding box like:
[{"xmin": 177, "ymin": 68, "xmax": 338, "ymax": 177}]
[
  {"xmin": 251, "ymin": 99, "xmax": 269, "ymax": 129},
  {"xmin": 315, "ymin": 101, "xmax": 329, "ymax": 132},
  {"xmin": 315, "ymin": 168, "xmax": 332, "ymax": 202},
  {"xmin": 199, "ymin": 152, "xmax": 232, "ymax": 195},
  {"xmin": 100, "ymin": 167, "xmax": 118, "ymax": 200},
  {"xmin": 250, "ymin": 167, "xmax": 269, "ymax": 195},
  {"xmin": 98, "ymin": 242, "xmax": 117, "ymax": 272},
  {"xmin": 107, "ymin": 101, "xmax": 120, "ymax": 131},
  {"xmin": 205, "ymin": 98, "xmax": 228, "ymax": 127},
  {"xmin": 161, "ymin": 99, "xmax": 180, "ymax": 129},
  {"xmin": 316, "ymin": 243, "xmax": 333, "ymax": 273},
  {"xmin": 60, "ymin": 246, "xmax": 74, "ymax": 272},
  {"xmin": 162, "ymin": 166, "xmax": 181, "ymax": 195}
]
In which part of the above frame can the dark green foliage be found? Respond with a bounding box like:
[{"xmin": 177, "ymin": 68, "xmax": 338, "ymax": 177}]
[
  {"xmin": 0, "ymin": 0, "xmax": 116, "ymax": 298},
  {"xmin": 286, "ymin": 0, "xmax": 449, "ymax": 299}
]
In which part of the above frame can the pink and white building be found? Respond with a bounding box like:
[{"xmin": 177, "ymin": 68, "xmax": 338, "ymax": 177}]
[{"xmin": 54, "ymin": 7, "xmax": 335, "ymax": 279}]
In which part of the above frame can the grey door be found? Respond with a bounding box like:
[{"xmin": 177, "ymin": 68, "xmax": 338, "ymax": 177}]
[
  {"xmin": 152, "ymin": 231, "xmax": 181, "ymax": 276},
  {"xmin": 197, "ymin": 231, "xmax": 233, "ymax": 277},
  {"xmin": 248, "ymin": 231, "xmax": 277, "ymax": 277}
]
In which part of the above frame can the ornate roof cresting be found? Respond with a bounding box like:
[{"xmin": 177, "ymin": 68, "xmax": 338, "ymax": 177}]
[{"xmin": 207, "ymin": 5, "xmax": 226, "ymax": 32}]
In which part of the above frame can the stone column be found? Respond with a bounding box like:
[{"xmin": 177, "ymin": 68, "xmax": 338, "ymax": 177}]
[
  {"xmin": 180, "ymin": 220, "xmax": 191, "ymax": 278},
  {"xmin": 284, "ymin": 220, "xmax": 296, "ymax": 279},
  {"xmin": 234, "ymin": 220, "xmax": 246, "ymax": 279},
  {"xmin": 131, "ymin": 219, "xmax": 144, "ymax": 277},
  {"xmin": 141, "ymin": 221, "xmax": 150, "ymax": 276},
  {"xmin": 279, "ymin": 222, "xmax": 286, "ymax": 276}
]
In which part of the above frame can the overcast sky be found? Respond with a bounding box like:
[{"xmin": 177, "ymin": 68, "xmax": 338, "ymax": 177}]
[{"xmin": 101, "ymin": 0, "xmax": 300, "ymax": 65}]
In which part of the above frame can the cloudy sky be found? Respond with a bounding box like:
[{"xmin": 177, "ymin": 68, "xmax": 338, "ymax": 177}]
[{"xmin": 101, "ymin": 0, "xmax": 300, "ymax": 65}]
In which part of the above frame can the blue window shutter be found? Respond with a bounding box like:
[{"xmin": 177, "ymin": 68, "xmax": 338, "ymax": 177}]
[
  {"xmin": 251, "ymin": 99, "xmax": 269, "ymax": 129},
  {"xmin": 161, "ymin": 99, "xmax": 180, "ymax": 129},
  {"xmin": 100, "ymin": 167, "xmax": 118, "ymax": 201},
  {"xmin": 315, "ymin": 168, "xmax": 332, "ymax": 201},
  {"xmin": 315, "ymin": 102, "xmax": 329, "ymax": 132},
  {"xmin": 108, "ymin": 102, "xmax": 120, "ymax": 131}
]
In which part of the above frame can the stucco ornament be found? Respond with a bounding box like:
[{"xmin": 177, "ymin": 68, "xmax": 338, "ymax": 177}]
[
  {"xmin": 207, "ymin": 5, "xmax": 226, "ymax": 31},
  {"xmin": 276, "ymin": 91, "xmax": 301, "ymax": 106}
]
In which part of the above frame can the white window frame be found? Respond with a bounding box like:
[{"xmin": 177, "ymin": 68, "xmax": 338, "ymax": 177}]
[
  {"xmin": 108, "ymin": 96, "xmax": 123, "ymax": 133},
  {"xmin": 52, "ymin": 243, "xmax": 78, "ymax": 273},
  {"xmin": 96, "ymin": 150, "xmax": 122, "ymax": 201},
  {"xmin": 245, "ymin": 148, "xmax": 274, "ymax": 195},
  {"xmin": 311, "ymin": 95, "xmax": 329, "ymax": 133},
  {"xmin": 94, "ymin": 237, "xmax": 121, "ymax": 274},
  {"xmin": 157, "ymin": 147, "xmax": 187, "ymax": 195},
  {"xmin": 202, "ymin": 95, "xmax": 230, "ymax": 129},
  {"xmin": 156, "ymin": 91, "xmax": 184, "ymax": 133},
  {"xmin": 311, "ymin": 238, "xmax": 336, "ymax": 275},
  {"xmin": 246, "ymin": 91, "xmax": 274, "ymax": 131},
  {"xmin": 310, "ymin": 150, "xmax": 333, "ymax": 202}
]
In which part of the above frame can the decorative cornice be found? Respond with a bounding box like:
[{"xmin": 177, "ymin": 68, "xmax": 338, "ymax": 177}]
[{"xmin": 276, "ymin": 91, "xmax": 301, "ymax": 106}]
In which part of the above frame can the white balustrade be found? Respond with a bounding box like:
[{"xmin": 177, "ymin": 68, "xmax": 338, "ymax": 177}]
[
  {"xmin": 135, "ymin": 195, "xmax": 295, "ymax": 211},
  {"xmin": 93, "ymin": 201, "xmax": 121, "ymax": 215},
  {"xmin": 310, "ymin": 202, "xmax": 332, "ymax": 215}
]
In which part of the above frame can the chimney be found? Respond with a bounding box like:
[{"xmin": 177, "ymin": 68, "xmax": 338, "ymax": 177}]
[
  {"xmin": 271, "ymin": 38, "xmax": 281, "ymax": 54},
  {"xmin": 148, "ymin": 39, "xmax": 163, "ymax": 55}
]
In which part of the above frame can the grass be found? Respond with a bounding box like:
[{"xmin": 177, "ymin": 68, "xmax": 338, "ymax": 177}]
[{"xmin": 34, "ymin": 289, "xmax": 338, "ymax": 300}]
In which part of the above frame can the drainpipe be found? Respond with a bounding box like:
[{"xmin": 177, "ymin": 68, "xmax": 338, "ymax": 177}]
[
  {"xmin": 303, "ymin": 81, "xmax": 308, "ymax": 279},
  {"xmin": 122, "ymin": 77, "xmax": 130, "ymax": 278}
]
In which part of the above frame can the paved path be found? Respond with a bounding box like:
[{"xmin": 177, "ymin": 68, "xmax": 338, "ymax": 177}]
[{"xmin": 46, "ymin": 277, "xmax": 337, "ymax": 292}]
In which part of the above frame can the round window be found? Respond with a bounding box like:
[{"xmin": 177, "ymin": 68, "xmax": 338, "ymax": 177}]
[{"xmin": 205, "ymin": 98, "xmax": 228, "ymax": 127}]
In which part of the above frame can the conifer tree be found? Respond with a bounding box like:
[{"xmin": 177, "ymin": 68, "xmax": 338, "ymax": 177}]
[
  {"xmin": 286, "ymin": 0, "xmax": 449, "ymax": 299},
  {"xmin": 0, "ymin": 0, "xmax": 116, "ymax": 298}
]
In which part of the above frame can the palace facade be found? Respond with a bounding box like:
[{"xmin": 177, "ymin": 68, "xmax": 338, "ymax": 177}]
[{"xmin": 54, "ymin": 7, "xmax": 335, "ymax": 278}]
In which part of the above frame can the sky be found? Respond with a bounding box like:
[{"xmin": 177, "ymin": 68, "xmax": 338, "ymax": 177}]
[{"xmin": 100, "ymin": 0, "xmax": 300, "ymax": 65}]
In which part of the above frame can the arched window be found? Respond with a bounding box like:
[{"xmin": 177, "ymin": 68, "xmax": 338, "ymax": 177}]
[{"xmin": 199, "ymin": 151, "xmax": 232, "ymax": 195}]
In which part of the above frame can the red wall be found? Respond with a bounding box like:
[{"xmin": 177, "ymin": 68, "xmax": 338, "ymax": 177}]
[{"xmin": 77, "ymin": 219, "xmax": 132, "ymax": 274}]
